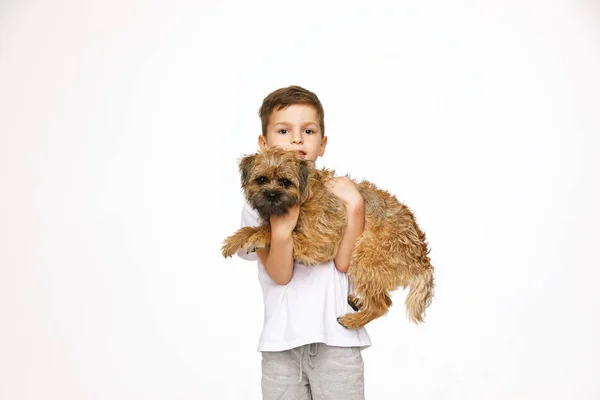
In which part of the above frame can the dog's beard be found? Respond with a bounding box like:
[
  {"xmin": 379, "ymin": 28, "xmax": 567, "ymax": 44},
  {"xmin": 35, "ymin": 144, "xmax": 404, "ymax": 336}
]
[{"xmin": 250, "ymin": 190, "xmax": 298, "ymax": 219}]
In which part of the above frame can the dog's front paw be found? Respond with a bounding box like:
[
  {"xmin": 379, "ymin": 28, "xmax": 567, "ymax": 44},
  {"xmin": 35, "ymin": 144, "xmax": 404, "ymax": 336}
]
[
  {"xmin": 221, "ymin": 227, "xmax": 260, "ymax": 258},
  {"xmin": 242, "ymin": 231, "xmax": 270, "ymax": 254},
  {"xmin": 241, "ymin": 243, "xmax": 258, "ymax": 254},
  {"xmin": 221, "ymin": 237, "xmax": 241, "ymax": 258}
]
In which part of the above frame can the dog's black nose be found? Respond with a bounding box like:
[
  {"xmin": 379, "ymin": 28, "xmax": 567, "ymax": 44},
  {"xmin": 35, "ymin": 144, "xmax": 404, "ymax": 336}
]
[{"xmin": 266, "ymin": 191, "xmax": 281, "ymax": 200}]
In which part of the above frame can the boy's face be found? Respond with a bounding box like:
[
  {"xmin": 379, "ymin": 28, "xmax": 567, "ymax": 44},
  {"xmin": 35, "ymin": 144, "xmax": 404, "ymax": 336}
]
[{"xmin": 258, "ymin": 104, "xmax": 327, "ymax": 162}]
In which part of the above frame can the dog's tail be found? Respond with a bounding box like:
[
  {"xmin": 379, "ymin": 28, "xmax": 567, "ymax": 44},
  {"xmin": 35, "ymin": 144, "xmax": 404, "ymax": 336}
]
[{"xmin": 405, "ymin": 266, "xmax": 434, "ymax": 324}]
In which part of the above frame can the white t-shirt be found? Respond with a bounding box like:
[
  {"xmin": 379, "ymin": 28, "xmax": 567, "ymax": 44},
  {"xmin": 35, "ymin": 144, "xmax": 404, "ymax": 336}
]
[{"xmin": 236, "ymin": 201, "xmax": 372, "ymax": 352}]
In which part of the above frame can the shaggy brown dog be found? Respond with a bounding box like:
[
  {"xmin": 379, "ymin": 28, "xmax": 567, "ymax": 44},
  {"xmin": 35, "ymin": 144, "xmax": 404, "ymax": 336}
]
[{"xmin": 222, "ymin": 147, "xmax": 434, "ymax": 328}]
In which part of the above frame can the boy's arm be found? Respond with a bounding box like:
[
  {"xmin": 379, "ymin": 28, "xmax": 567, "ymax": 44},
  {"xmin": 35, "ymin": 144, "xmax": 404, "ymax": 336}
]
[
  {"xmin": 256, "ymin": 205, "xmax": 300, "ymax": 285},
  {"xmin": 326, "ymin": 177, "xmax": 365, "ymax": 273},
  {"xmin": 333, "ymin": 201, "xmax": 365, "ymax": 273}
]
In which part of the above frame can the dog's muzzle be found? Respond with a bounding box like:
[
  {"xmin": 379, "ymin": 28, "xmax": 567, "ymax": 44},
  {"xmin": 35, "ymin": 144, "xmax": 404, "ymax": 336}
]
[{"xmin": 265, "ymin": 191, "xmax": 282, "ymax": 201}]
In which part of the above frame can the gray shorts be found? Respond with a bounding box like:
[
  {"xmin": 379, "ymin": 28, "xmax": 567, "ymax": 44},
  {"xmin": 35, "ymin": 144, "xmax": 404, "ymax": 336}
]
[{"xmin": 261, "ymin": 342, "xmax": 365, "ymax": 400}]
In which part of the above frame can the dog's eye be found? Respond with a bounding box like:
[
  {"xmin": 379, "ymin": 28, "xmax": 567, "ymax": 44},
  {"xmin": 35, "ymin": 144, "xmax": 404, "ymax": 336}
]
[
  {"xmin": 281, "ymin": 178, "xmax": 292, "ymax": 187},
  {"xmin": 256, "ymin": 176, "xmax": 268, "ymax": 185}
]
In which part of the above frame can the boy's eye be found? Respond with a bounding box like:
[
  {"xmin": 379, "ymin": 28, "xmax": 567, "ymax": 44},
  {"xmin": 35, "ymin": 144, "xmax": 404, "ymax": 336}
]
[
  {"xmin": 280, "ymin": 178, "xmax": 292, "ymax": 187},
  {"xmin": 279, "ymin": 129, "xmax": 288, "ymax": 134},
  {"xmin": 304, "ymin": 129, "xmax": 314, "ymax": 134},
  {"xmin": 256, "ymin": 176, "xmax": 268, "ymax": 185}
]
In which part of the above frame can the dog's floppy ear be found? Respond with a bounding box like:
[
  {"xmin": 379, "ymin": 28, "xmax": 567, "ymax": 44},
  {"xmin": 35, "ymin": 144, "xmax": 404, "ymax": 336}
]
[
  {"xmin": 239, "ymin": 153, "xmax": 255, "ymax": 187},
  {"xmin": 298, "ymin": 159, "xmax": 311, "ymax": 194}
]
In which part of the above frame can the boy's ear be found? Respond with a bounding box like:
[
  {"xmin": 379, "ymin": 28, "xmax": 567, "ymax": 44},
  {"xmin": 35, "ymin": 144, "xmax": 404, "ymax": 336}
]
[
  {"xmin": 239, "ymin": 154, "xmax": 255, "ymax": 187},
  {"xmin": 319, "ymin": 135, "xmax": 328, "ymax": 157},
  {"xmin": 258, "ymin": 134, "xmax": 268, "ymax": 151}
]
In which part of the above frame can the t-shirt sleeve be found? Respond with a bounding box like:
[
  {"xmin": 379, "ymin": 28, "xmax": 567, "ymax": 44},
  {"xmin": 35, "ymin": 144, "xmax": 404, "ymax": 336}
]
[{"xmin": 236, "ymin": 202, "xmax": 261, "ymax": 261}]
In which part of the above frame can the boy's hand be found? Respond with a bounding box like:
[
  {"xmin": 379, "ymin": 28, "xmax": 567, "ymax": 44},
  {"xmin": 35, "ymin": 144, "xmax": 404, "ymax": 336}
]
[
  {"xmin": 270, "ymin": 204, "xmax": 300, "ymax": 238},
  {"xmin": 326, "ymin": 177, "xmax": 364, "ymax": 210}
]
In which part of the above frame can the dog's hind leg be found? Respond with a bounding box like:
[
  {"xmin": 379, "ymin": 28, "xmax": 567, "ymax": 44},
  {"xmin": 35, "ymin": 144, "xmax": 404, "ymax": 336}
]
[
  {"xmin": 384, "ymin": 293, "xmax": 393, "ymax": 307},
  {"xmin": 347, "ymin": 294, "xmax": 362, "ymax": 311},
  {"xmin": 337, "ymin": 292, "xmax": 390, "ymax": 329},
  {"xmin": 348, "ymin": 293, "xmax": 392, "ymax": 312}
]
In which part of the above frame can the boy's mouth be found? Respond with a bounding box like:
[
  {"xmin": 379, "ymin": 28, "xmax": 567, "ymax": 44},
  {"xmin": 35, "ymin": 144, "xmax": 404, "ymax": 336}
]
[{"xmin": 296, "ymin": 150, "xmax": 307, "ymax": 158}]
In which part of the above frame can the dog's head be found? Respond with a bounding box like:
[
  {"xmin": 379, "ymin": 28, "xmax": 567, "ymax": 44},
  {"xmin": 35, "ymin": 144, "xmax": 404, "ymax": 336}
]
[{"xmin": 238, "ymin": 147, "xmax": 313, "ymax": 220}]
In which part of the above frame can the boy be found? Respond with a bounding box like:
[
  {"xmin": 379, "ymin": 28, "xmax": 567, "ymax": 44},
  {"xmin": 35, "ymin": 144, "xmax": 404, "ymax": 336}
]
[{"xmin": 236, "ymin": 85, "xmax": 371, "ymax": 399}]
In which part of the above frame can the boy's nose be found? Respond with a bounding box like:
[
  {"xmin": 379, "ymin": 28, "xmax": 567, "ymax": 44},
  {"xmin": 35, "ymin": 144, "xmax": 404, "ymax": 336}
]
[{"xmin": 291, "ymin": 132, "xmax": 303, "ymax": 144}]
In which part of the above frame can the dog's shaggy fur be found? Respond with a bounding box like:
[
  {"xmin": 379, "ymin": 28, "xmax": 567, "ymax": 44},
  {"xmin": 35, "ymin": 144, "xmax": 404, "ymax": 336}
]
[{"xmin": 222, "ymin": 147, "xmax": 435, "ymax": 328}]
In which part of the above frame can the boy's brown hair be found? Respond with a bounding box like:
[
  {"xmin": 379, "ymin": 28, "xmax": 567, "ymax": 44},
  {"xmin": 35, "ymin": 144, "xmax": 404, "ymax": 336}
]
[{"xmin": 258, "ymin": 85, "xmax": 325, "ymax": 137}]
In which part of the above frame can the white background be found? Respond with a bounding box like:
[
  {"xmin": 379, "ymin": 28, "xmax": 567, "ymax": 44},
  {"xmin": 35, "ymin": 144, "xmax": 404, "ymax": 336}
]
[{"xmin": 1, "ymin": 1, "xmax": 599, "ymax": 399}]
